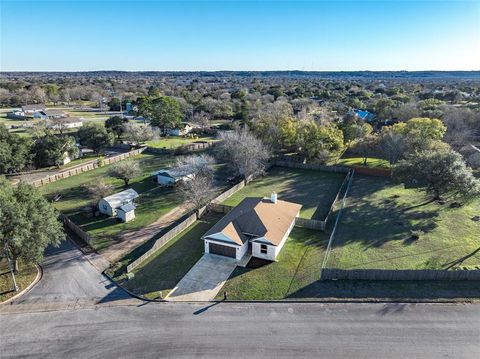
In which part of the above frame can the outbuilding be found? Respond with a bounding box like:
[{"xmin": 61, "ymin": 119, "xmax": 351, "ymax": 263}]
[
  {"xmin": 155, "ymin": 166, "xmax": 194, "ymax": 186},
  {"xmin": 117, "ymin": 203, "xmax": 136, "ymax": 223},
  {"xmin": 98, "ymin": 188, "xmax": 139, "ymax": 217}
]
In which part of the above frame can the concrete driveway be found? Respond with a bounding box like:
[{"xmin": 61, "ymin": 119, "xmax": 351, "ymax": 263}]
[{"xmin": 166, "ymin": 254, "xmax": 238, "ymax": 301}]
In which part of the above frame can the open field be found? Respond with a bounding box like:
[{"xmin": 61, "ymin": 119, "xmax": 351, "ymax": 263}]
[
  {"xmin": 222, "ymin": 167, "xmax": 346, "ymax": 219},
  {"xmin": 336, "ymin": 156, "xmax": 391, "ymax": 169},
  {"xmin": 326, "ymin": 175, "xmax": 480, "ymax": 270},
  {"xmin": 146, "ymin": 135, "xmax": 218, "ymax": 149},
  {"xmin": 0, "ymin": 261, "xmax": 37, "ymax": 303},
  {"xmin": 216, "ymin": 228, "xmax": 328, "ymax": 300},
  {"xmin": 118, "ymin": 213, "xmax": 222, "ymax": 299}
]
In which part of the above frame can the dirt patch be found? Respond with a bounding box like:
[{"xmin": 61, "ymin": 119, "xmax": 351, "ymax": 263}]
[{"xmin": 100, "ymin": 202, "xmax": 192, "ymax": 263}]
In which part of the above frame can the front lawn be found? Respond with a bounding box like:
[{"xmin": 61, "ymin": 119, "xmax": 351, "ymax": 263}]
[
  {"xmin": 120, "ymin": 213, "xmax": 223, "ymax": 299},
  {"xmin": 0, "ymin": 261, "xmax": 38, "ymax": 303},
  {"xmin": 146, "ymin": 135, "xmax": 217, "ymax": 149},
  {"xmin": 327, "ymin": 175, "xmax": 480, "ymax": 270},
  {"xmin": 216, "ymin": 228, "xmax": 328, "ymax": 300},
  {"xmin": 222, "ymin": 167, "xmax": 346, "ymax": 219}
]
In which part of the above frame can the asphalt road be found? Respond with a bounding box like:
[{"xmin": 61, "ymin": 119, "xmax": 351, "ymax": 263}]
[
  {"xmin": 14, "ymin": 239, "xmax": 128, "ymax": 305},
  {"xmin": 1, "ymin": 302, "xmax": 479, "ymax": 358}
]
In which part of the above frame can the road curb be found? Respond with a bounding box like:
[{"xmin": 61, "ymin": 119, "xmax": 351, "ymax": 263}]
[{"xmin": 1, "ymin": 264, "xmax": 43, "ymax": 305}]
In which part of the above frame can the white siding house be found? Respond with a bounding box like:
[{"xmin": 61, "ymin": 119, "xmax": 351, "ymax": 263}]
[
  {"xmin": 202, "ymin": 193, "xmax": 301, "ymax": 262},
  {"xmin": 117, "ymin": 203, "xmax": 136, "ymax": 223},
  {"xmin": 98, "ymin": 188, "xmax": 139, "ymax": 217}
]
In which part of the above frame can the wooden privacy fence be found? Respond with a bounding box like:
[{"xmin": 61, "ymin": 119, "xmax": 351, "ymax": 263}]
[
  {"xmin": 126, "ymin": 180, "xmax": 246, "ymax": 273},
  {"xmin": 209, "ymin": 203, "xmax": 234, "ymax": 214},
  {"xmin": 59, "ymin": 214, "xmax": 92, "ymax": 244},
  {"xmin": 321, "ymin": 268, "xmax": 480, "ymax": 280},
  {"xmin": 127, "ymin": 212, "xmax": 198, "ymax": 273},
  {"xmin": 295, "ymin": 169, "xmax": 353, "ymax": 232},
  {"xmin": 29, "ymin": 147, "xmax": 146, "ymax": 188},
  {"xmin": 146, "ymin": 141, "xmax": 216, "ymax": 155}
]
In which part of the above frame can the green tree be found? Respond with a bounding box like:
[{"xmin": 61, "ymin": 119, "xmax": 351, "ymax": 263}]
[
  {"xmin": 391, "ymin": 117, "xmax": 446, "ymax": 152},
  {"xmin": 77, "ymin": 124, "xmax": 114, "ymax": 154},
  {"xmin": 138, "ymin": 96, "xmax": 183, "ymax": 134},
  {"xmin": 0, "ymin": 124, "xmax": 31, "ymax": 174},
  {"xmin": 108, "ymin": 98, "xmax": 121, "ymax": 111},
  {"xmin": 108, "ymin": 159, "xmax": 142, "ymax": 186},
  {"xmin": 105, "ymin": 116, "xmax": 129, "ymax": 139},
  {"xmin": 0, "ymin": 177, "xmax": 64, "ymax": 288},
  {"xmin": 394, "ymin": 147, "xmax": 480, "ymax": 200},
  {"xmin": 296, "ymin": 121, "xmax": 344, "ymax": 161},
  {"xmin": 31, "ymin": 133, "xmax": 79, "ymax": 168}
]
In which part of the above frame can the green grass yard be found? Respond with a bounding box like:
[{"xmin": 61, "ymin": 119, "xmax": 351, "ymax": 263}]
[
  {"xmin": 120, "ymin": 213, "xmax": 223, "ymax": 299},
  {"xmin": 327, "ymin": 175, "xmax": 480, "ymax": 270},
  {"xmin": 146, "ymin": 135, "xmax": 217, "ymax": 149},
  {"xmin": 222, "ymin": 167, "xmax": 346, "ymax": 219},
  {"xmin": 0, "ymin": 261, "xmax": 38, "ymax": 303},
  {"xmin": 39, "ymin": 153, "xmax": 183, "ymax": 251},
  {"xmin": 336, "ymin": 156, "xmax": 391, "ymax": 169},
  {"xmin": 216, "ymin": 228, "xmax": 328, "ymax": 300}
]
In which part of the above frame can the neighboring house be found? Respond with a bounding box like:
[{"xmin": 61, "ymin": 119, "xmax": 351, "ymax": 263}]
[
  {"xmin": 6, "ymin": 110, "xmax": 26, "ymax": 120},
  {"xmin": 117, "ymin": 203, "xmax": 136, "ymax": 223},
  {"xmin": 98, "ymin": 188, "xmax": 139, "ymax": 217},
  {"xmin": 168, "ymin": 123, "xmax": 193, "ymax": 136},
  {"xmin": 202, "ymin": 193, "xmax": 302, "ymax": 261},
  {"xmin": 42, "ymin": 109, "xmax": 68, "ymax": 119},
  {"xmin": 47, "ymin": 117, "xmax": 83, "ymax": 130},
  {"xmin": 155, "ymin": 166, "xmax": 195, "ymax": 185},
  {"xmin": 353, "ymin": 109, "xmax": 375, "ymax": 122},
  {"xmin": 22, "ymin": 104, "xmax": 46, "ymax": 115}
]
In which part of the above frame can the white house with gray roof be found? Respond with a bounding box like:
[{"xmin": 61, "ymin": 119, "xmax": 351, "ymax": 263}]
[{"xmin": 98, "ymin": 188, "xmax": 139, "ymax": 217}]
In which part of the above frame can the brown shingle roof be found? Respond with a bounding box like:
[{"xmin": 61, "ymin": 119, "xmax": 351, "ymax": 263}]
[{"xmin": 203, "ymin": 197, "xmax": 302, "ymax": 246}]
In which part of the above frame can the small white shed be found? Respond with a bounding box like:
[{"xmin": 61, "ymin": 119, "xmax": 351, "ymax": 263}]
[
  {"xmin": 155, "ymin": 166, "xmax": 194, "ymax": 186},
  {"xmin": 117, "ymin": 203, "xmax": 136, "ymax": 223},
  {"xmin": 98, "ymin": 188, "xmax": 139, "ymax": 217}
]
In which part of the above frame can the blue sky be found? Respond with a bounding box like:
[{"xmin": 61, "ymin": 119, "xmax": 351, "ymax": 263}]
[{"xmin": 1, "ymin": 0, "xmax": 479, "ymax": 71}]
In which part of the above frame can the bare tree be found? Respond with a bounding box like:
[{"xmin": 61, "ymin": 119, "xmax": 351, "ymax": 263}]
[
  {"xmin": 217, "ymin": 128, "xmax": 270, "ymax": 181},
  {"xmin": 176, "ymin": 154, "xmax": 216, "ymax": 210},
  {"xmin": 109, "ymin": 159, "xmax": 142, "ymax": 186},
  {"xmin": 86, "ymin": 180, "xmax": 113, "ymax": 214},
  {"xmin": 122, "ymin": 123, "xmax": 159, "ymax": 146},
  {"xmin": 379, "ymin": 130, "xmax": 408, "ymax": 165}
]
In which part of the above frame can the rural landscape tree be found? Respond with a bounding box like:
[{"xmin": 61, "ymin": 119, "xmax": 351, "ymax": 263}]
[
  {"xmin": 108, "ymin": 159, "xmax": 142, "ymax": 186},
  {"xmin": 137, "ymin": 95, "xmax": 183, "ymax": 134},
  {"xmin": 78, "ymin": 124, "xmax": 115, "ymax": 154},
  {"xmin": 176, "ymin": 154, "xmax": 216, "ymax": 210},
  {"xmin": 0, "ymin": 177, "xmax": 64, "ymax": 290},
  {"xmin": 217, "ymin": 128, "xmax": 270, "ymax": 181},
  {"xmin": 394, "ymin": 147, "xmax": 480, "ymax": 200},
  {"xmin": 105, "ymin": 116, "xmax": 129, "ymax": 139}
]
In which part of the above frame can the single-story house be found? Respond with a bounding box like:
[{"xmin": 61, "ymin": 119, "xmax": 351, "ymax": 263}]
[
  {"xmin": 202, "ymin": 193, "xmax": 302, "ymax": 261},
  {"xmin": 22, "ymin": 104, "xmax": 46, "ymax": 115},
  {"xmin": 168, "ymin": 123, "xmax": 193, "ymax": 136},
  {"xmin": 41, "ymin": 109, "xmax": 68, "ymax": 119},
  {"xmin": 6, "ymin": 110, "xmax": 27, "ymax": 120},
  {"xmin": 46, "ymin": 117, "xmax": 83, "ymax": 130},
  {"xmin": 155, "ymin": 166, "xmax": 195, "ymax": 185},
  {"xmin": 117, "ymin": 203, "xmax": 136, "ymax": 223},
  {"xmin": 353, "ymin": 109, "xmax": 375, "ymax": 122},
  {"xmin": 98, "ymin": 188, "xmax": 139, "ymax": 217}
]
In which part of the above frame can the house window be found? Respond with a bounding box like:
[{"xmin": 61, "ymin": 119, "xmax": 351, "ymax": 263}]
[{"xmin": 260, "ymin": 244, "xmax": 268, "ymax": 254}]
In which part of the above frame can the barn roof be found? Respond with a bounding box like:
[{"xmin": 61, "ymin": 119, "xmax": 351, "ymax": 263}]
[{"xmin": 102, "ymin": 188, "xmax": 139, "ymax": 209}]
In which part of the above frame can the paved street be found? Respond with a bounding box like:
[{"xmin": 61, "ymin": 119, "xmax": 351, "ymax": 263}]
[
  {"xmin": 13, "ymin": 239, "xmax": 130, "ymax": 307},
  {"xmin": 1, "ymin": 302, "xmax": 479, "ymax": 358}
]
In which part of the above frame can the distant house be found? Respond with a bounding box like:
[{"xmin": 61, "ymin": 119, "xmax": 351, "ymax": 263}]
[
  {"xmin": 117, "ymin": 203, "xmax": 136, "ymax": 223},
  {"xmin": 98, "ymin": 188, "xmax": 139, "ymax": 217},
  {"xmin": 155, "ymin": 166, "xmax": 194, "ymax": 185},
  {"xmin": 202, "ymin": 193, "xmax": 302, "ymax": 261},
  {"xmin": 6, "ymin": 110, "xmax": 26, "ymax": 120},
  {"xmin": 47, "ymin": 117, "xmax": 83, "ymax": 130},
  {"xmin": 354, "ymin": 109, "xmax": 375, "ymax": 122},
  {"xmin": 168, "ymin": 123, "xmax": 193, "ymax": 136},
  {"xmin": 22, "ymin": 104, "xmax": 46, "ymax": 115},
  {"xmin": 43, "ymin": 109, "xmax": 68, "ymax": 119}
]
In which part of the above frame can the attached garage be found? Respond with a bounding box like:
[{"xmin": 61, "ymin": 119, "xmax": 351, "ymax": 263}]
[{"xmin": 208, "ymin": 242, "xmax": 237, "ymax": 258}]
